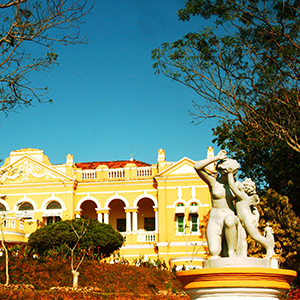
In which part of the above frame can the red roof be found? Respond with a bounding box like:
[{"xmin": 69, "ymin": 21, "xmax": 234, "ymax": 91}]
[{"xmin": 75, "ymin": 160, "xmax": 151, "ymax": 170}]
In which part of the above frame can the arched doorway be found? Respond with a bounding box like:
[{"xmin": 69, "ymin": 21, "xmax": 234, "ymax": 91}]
[
  {"xmin": 80, "ymin": 200, "xmax": 97, "ymax": 219},
  {"xmin": 109, "ymin": 199, "xmax": 126, "ymax": 232},
  {"xmin": 137, "ymin": 198, "xmax": 155, "ymax": 231}
]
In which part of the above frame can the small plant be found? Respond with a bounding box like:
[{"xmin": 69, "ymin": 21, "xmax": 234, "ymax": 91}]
[{"xmin": 133, "ymin": 255, "xmax": 167, "ymax": 270}]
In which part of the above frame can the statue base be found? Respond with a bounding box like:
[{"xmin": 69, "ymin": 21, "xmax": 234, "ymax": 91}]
[{"xmin": 177, "ymin": 258, "xmax": 297, "ymax": 300}]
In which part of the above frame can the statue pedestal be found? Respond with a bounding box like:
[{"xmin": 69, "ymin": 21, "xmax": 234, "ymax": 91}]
[{"xmin": 176, "ymin": 258, "xmax": 297, "ymax": 300}]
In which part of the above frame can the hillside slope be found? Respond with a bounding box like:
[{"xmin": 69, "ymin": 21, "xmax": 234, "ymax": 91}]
[{"xmin": 0, "ymin": 258, "xmax": 189, "ymax": 299}]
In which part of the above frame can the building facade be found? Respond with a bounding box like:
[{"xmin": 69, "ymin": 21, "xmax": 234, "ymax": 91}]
[{"xmin": 0, "ymin": 147, "xmax": 214, "ymax": 267}]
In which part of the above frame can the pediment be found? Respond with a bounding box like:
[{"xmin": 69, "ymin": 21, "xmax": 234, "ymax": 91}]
[
  {"xmin": 0, "ymin": 156, "xmax": 73, "ymax": 184},
  {"xmin": 158, "ymin": 157, "xmax": 197, "ymax": 177}
]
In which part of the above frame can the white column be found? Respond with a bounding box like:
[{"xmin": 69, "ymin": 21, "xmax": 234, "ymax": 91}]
[
  {"xmin": 126, "ymin": 211, "xmax": 131, "ymax": 232},
  {"xmin": 132, "ymin": 211, "xmax": 138, "ymax": 231},
  {"xmin": 97, "ymin": 212, "xmax": 103, "ymax": 222},
  {"xmin": 74, "ymin": 209, "xmax": 81, "ymax": 219},
  {"xmin": 155, "ymin": 209, "xmax": 159, "ymax": 232},
  {"xmin": 104, "ymin": 212, "xmax": 109, "ymax": 224},
  {"xmin": 191, "ymin": 186, "xmax": 196, "ymax": 200}
]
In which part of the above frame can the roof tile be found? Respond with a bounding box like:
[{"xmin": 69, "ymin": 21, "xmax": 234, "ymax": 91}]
[{"xmin": 75, "ymin": 160, "xmax": 151, "ymax": 170}]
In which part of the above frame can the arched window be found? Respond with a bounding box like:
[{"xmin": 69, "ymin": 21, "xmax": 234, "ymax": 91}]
[
  {"xmin": 0, "ymin": 204, "xmax": 6, "ymax": 212},
  {"xmin": 19, "ymin": 202, "xmax": 34, "ymax": 211},
  {"xmin": 17, "ymin": 201, "xmax": 34, "ymax": 219},
  {"xmin": 46, "ymin": 201, "xmax": 62, "ymax": 210},
  {"xmin": 43, "ymin": 201, "xmax": 62, "ymax": 225}
]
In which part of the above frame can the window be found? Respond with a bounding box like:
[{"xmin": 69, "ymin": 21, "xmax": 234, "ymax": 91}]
[
  {"xmin": 46, "ymin": 216, "xmax": 61, "ymax": 226},
  {"xmin": 18, "ymin": 202, "xmax": 34, "ymax": 219},
  {"xmin": 46, "ymin": 201, "xmax": 62, "ymax": 210},
  {"xmin": 177, "ymin": 215, "xmax": 184, "ymax": 233},
  {"xmin": 144, "ymin": 217, "xmax": 155, "ymax": 231},
  {"xmin": 117, "ymin": 218, "xmax": 126, "ymax": 232},
  {"xmin": 19, "ymin": 202, "xmax": 34, "ymax": 211},
  {"xmin": 175, "ymin": 203, "xmax": 185, "ymax": 214},
  {"xmin": 189, "ymin": 203, "xmax": 199, "ymax": 232},
  {"xmin": 190, "ymin": 215, "xmax": 199, "ymax": 233},
  {"xmin": 0, "ymin": 204, "xmax": 6, "ymax": 211},
  {"xmin": 43, "ymin": 201, "xmax": 62, "ymax": 225}
]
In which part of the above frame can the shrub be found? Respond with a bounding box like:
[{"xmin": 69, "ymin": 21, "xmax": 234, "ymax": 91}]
[{"xmin": 27, "ymin": 218, "xmax": 124, "ymax": 258}]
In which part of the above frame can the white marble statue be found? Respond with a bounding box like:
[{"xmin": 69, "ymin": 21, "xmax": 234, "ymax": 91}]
[
  {"xmin": 227, "ymin": 173, "xmax": 273, "ymax": 259},
  {"xmin": 194, "ymin": 150, "xmax": 240, "ymax": 258},
  {"xmin": 195, "ymin": 150, "xmax": 274, "ymax": 259}
]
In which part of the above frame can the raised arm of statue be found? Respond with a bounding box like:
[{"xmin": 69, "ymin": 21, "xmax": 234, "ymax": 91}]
[
  {"xmin": 227, "ymin": 173, "xmax": 246, "ymax": 200},
  {"xmin": 194, "ymin": 150, "xmax": 227, "ymax": 186}
]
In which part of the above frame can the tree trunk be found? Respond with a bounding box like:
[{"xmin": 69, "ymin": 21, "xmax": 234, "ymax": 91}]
[{"xmin": 72, "ymin": 270, "xmax": 79, "ymax": 289}]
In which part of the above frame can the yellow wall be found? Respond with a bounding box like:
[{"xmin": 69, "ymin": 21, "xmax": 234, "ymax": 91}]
[{"xmin": 0, "ymin": 148, "xmax": 212, "ymax": 267}]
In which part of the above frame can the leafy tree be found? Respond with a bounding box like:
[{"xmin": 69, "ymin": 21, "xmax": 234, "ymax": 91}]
[
  {"xmin": 213, "ymin": 120, "xmax": 300, "ymax": 215},
  {"xmin": 152, "ymin": 0, "xmax": 300, "ymax": 153},
  {"xmin": 0, "ymin": 0, "xmax": 92, "ymax": 113},
  {"xmin": 247, "ymin": 189, "xmax": 300, "ymax": 271},
  {"xmin": 27, "ymin": 218, "xmax": 124, "ymax": 258}
]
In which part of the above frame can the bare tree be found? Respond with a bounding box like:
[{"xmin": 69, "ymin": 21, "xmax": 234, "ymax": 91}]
[
  {"xmin": 0, "ymin": 213, "xmax": 9, "ymax": 285},
  {"xmin": 0, "ymin": 0, "xmax": 92, "ymax": 113},
  {"xmin": 65, "ymin": 219, "xmax": 90, "ymax": 289}
]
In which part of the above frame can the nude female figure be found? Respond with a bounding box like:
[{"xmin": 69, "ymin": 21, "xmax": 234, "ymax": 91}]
[
  {"xmin": 227, "ymin": 172, "xmax": 273, "ymax": 259},
  {"xmin": 194, "ymin": 150, "xmax": 239, "ymax": 258}
]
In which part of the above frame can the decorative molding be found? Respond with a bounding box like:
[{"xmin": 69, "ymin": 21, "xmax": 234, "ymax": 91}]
[{"xmin": 0, "ymin": 160, "xmax": 61, "ymax": 183}]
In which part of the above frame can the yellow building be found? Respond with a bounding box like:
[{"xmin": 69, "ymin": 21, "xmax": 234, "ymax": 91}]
[{"xmin": 0, "ymin": 147, "xmax": 213, "ymax": 267}]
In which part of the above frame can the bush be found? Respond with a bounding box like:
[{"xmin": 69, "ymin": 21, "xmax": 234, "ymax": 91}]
[{"xmin": 27, "ymin": 218, "xmax": 124, "ymax": 258}]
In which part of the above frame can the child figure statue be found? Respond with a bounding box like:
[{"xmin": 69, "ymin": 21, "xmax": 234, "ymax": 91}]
[{"xmin": 227, "ymin": 171, "xmax": 274, "ymax": 259}]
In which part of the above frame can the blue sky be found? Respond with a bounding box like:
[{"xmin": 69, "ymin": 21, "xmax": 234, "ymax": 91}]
[{"xmin": 1, "ymin": 0, "xmax": 220, "ymax": 166}]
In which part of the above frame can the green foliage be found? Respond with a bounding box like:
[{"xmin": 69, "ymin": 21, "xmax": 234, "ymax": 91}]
[
  {"xmin": 213, "ymin": 120, "xmax": 300, "ymax": 215},
  {"xmin": 132, "ymin": 255, "xmax": 168, "ymax": 270},
  {"xmin": 247, "ymin": 189, "xmax": 300, "ymax": 270},
  {"xmin": 152, "ymin": 0, "xmax": 300, "ymax": 153},
  {"xmin": 27, "ymin": 219, "xmax": 124, "ymax": 259}
]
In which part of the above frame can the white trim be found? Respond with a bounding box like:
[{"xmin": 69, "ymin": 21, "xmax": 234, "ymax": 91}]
[
  {"xmin": 121, "ymin": 244, "xmax": 155, "ymax": 249},
  {"xmin": 175, "ymin": 205, "xmax": 185, "ymax": 214},
  {"xmin": 104, "ymin": 195, "xmax": 129, "ymax": 208},
  {"xmin": 2, "ymin": 231, "xmax": 25, "ymax": 237},
  {"xmin": 15, "ymin": 211, "xmax": 34, "ymax": 219},
  {"xmin": 156, "ymin": 157, "xmax": 196, "ymax": 176},
  {"xmin": 14, "ymin": 197, "xmax": 37, "ymax": 211},
  {"xmin": 0, "ymin": 199, "xmax": 9, "ymax": 211},
  {"xmin": 0, "ymin": 155, "xmax": 74, "ymax": 181},
  {"xmin": 76, "ymin": 196, "xmax": 101, "ymax": 211},
  {"xmin": 42, "ymin": 210, "xmax": 62, "ymax": 217},
  {"xmin": 133, "ymin": 193, "xmax": 158, "ymax": 207},
  {"xmin": 41, "ymin": 197, "xmax": 66, "ymax": 211}
]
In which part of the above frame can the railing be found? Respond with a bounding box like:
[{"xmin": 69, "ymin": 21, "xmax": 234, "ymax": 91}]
[
  {"xmin": 3, "ymin": 218, "xmax": 16, "ymax": 229},
  {"xmin": 82, "ymin": 170, "xmax": 97, "ymax": 180},
  {"xmin": 137, "ymin": 231, "xmax": 156, "ymax": 242},
  {"xmin": 19, "ymin": 220, "xmax": 24, "ymax": 231},
  {"xmin": 121, "ymin": 233, "xmax": 127, "ymax": 243},
  {"xmin": 137, "ymin": 167, "xmax": 152, "ymax": 177},
  {"xmin": 108, "ymin": 169, "xmax": 125, "ymax": 179}
]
